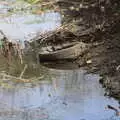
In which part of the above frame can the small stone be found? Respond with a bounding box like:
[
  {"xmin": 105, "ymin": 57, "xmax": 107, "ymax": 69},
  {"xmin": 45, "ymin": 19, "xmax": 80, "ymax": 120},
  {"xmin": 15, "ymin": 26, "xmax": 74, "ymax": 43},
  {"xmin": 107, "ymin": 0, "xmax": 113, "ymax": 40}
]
[
  {"xmin": 86, "ymin": 60, "xmax": 92, "ymax": 64},
  {"xmin": 79, "ymin": 4, "xmax": 83, "ymax": 8},
  {"xmin": 76, "ymin": 8, "xmax": 79, "ymax": 11},
  {"xmin": 100, "ymin": 6, "xmax": 105, "ymax": 12},
  {"xmin": 62, "ymin": 15, "xmax": 64, "ymax": 18},
  {"xmin": 69, "ymin": 6, "xmax": 74, "ymax": 10}
]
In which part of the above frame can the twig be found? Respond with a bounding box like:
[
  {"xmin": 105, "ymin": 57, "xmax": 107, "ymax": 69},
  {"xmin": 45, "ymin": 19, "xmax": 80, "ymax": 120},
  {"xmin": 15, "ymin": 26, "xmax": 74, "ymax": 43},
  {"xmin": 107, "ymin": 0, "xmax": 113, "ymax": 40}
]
[
  {"xmin": 30, "ymin": 23, "xmax": 73, "ymax": 42},
  {"xmin": 0, "ymin": 71, "xmax": 44, "ymax": 83},
  {"xmin": 107, "ymin": 105, "xmax": 120, "ymax": 116},
  {"xmin": 19, "ymin": 64, "xmax": 28, "ymax": 79}
]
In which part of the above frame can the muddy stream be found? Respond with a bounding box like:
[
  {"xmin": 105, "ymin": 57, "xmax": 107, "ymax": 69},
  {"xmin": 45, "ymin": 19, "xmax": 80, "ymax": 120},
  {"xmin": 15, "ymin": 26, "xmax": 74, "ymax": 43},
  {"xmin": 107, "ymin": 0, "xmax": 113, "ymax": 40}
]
[{"xmin": 0, "ymin": 0, "xmax": 120, "ymax": 120}]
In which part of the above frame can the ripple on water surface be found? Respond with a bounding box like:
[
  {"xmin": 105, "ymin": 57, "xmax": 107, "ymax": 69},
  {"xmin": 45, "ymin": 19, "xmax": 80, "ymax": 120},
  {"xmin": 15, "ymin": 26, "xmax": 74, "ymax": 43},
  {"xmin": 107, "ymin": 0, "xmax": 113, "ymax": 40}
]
[
  {"xmin": 0, "ymin": 12, "xmax": 61, "ymax": 41},
  {"xmin": 0, "ymin": 69, "xmax": 119, "ymax": 120},
  {"xmin": 0, "ymin": 1, "xmax": 120, "ymax": 120}
]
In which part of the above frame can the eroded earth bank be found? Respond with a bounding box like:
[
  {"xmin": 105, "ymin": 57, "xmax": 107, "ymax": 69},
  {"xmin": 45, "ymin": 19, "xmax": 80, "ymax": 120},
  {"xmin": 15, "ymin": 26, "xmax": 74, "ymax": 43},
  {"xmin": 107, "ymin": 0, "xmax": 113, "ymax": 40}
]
[{"xmin": 36, "ymin": 0, "xmax": 120, "ymax": 101}]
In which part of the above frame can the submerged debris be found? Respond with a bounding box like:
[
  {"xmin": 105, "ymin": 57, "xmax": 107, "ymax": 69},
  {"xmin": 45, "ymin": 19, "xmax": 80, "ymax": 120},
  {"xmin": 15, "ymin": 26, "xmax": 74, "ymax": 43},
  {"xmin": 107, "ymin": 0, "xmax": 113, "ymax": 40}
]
[{"xmin": 106, "ymin": 105, "xmax": 120, "ymax": 116}]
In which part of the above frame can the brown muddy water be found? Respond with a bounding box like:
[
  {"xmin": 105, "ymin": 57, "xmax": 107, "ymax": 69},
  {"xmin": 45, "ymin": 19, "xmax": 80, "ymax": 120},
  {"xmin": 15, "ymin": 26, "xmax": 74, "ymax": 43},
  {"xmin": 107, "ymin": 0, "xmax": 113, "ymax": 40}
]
[{"xmin": 0, "ymin": 0, "xmax": 120, "ymax": 120}]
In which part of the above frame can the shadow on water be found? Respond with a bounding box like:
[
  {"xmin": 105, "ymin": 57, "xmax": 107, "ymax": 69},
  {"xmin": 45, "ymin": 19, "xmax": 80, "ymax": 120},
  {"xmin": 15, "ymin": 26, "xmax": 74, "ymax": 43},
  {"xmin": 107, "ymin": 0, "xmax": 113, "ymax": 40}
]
[
  {"xmin": 0, "ymin": 69, "xmax": 119, "ymax": 120},
  {"xmin": 41, "ymin": 61, "xmax": 80, "ymax": 70}
]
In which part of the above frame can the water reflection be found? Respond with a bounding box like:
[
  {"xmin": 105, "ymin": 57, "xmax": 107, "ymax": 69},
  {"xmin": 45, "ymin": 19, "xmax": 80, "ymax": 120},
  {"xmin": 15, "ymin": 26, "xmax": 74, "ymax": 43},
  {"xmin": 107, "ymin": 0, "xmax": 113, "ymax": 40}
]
[
  {"xmin": 0, "ymin": 0, "xmax": 61, "ymax": 78},
  {"xmin": 0, "ymin": 12, "xmax": 61, "ymax": 41},
  {"xmin": 0, "ymin": 1, "xmax": 120, "ymax": 120},
  {"xmin": 0, "ymin": 0, "xmax": 61, "ymax": 42},
  {"xmin": 0, "ymin": 69, "xmax": 119, "ymax": 120}
]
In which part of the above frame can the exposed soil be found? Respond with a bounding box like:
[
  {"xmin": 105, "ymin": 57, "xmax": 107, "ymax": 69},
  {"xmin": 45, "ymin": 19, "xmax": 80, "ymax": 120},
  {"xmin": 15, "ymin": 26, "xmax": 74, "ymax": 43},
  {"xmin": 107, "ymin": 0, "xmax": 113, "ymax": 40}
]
[
  {"xmin": 35, "ymin": 0, "xmax": 120, "ymax": 101},
  {"xmin": 76, "ymin": 32, "xmax": 120, "ymax": 101}
]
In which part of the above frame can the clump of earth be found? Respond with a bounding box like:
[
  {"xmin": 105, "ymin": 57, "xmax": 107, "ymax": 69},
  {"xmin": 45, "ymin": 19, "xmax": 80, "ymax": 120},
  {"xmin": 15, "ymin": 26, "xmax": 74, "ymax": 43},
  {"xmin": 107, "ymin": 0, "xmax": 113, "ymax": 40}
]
[{"xmin": 35, "ymin": 0, "xmax": 120, "ymax": 101}]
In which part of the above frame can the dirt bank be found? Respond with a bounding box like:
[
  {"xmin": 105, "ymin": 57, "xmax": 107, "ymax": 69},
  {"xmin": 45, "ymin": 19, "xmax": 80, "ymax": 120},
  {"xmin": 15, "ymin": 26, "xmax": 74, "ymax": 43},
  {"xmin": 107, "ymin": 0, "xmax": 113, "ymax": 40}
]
[
  {"xmin": 55, "ymin": 0, "xmax": 120, "ymax": 101},
  {"xmin": 35, "ymin": 29, "xmax": 120, "ymax": 101},
  {"xmin": 76, "ymin": 32, "xmax": 120, "ymax": 101},
  {"xmin": 34, "ymin": 0, "xmax": 120, "ymax": 101}
]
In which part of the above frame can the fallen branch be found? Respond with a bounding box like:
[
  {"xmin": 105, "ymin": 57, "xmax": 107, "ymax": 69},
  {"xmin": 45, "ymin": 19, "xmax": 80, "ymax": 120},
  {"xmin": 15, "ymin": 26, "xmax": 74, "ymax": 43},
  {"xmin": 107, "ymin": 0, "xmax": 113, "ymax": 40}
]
[
  {"xmin": 107, "ymin": 105, "xmax": 120, "ymax": 116},
  {"xmin": 0, "ymin": 70, "xmax": 44, "ymax": 83},
  {"xmin": 30, "ymin": 23, "xmax": 74, "ymax": 43},
  {"xmin": 19, "ymin": 64, "xmax": 28, "ymax": 79}
]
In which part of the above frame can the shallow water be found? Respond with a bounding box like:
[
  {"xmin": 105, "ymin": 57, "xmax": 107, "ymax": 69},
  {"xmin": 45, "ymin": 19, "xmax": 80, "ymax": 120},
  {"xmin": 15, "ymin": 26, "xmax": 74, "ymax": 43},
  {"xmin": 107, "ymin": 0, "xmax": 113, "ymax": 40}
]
[
  {"xmin": 0, "ymin": 12, "xmax": 61, "ymax": 42},
  {"xmin": 0, "ymin": 0, "xmax": 61, "ymax": 42},
  {"xmin": 0, "ymin": 1, "xmax": 120, "ymax": 120},
  {"xmin": 0, "ymin": 69, "xmax": 119, "ymax": 120}
]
